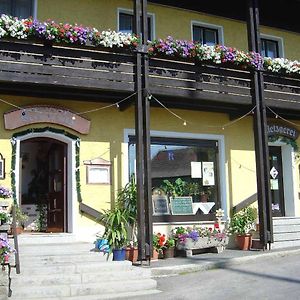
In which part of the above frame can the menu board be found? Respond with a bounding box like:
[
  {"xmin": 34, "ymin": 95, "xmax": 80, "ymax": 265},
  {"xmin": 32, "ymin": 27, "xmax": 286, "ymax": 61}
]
[{"xmin": 170, "ymin": 197, "xmax": 193, "ymax": 215}]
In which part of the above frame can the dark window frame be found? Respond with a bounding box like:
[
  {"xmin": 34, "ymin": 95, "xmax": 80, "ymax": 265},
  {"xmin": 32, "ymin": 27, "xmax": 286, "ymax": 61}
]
[
  {"xmin": 0, "ymin": 0, "xmax": 34, "ymax": 18},
  {"xmin": 192, "ymin": 25, "xmax": 219, "ymax": 45},
  {"xmin": 128, "ymin": 136, "xmax": 221, "ymax": 223},
  {"xmin": 261, "ymin": 38, "xmax": 280, "ymax": 58},
  {"xmin": 118, "ymin": 11, "xmax": 154, "ymax": 40}
]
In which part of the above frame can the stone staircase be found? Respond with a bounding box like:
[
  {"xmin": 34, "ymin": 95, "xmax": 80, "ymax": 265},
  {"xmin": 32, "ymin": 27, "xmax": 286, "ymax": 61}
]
[
  {"xmin": 8, "ymin": 234, "xmax": 158, "ymax": 300},
  {"xmin": 272, "ymin": 217, "xmax": 300, "ymax": 249}
]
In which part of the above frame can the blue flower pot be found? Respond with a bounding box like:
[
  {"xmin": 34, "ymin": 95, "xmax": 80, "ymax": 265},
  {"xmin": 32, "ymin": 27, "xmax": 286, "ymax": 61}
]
[{"xmin": 113, "ymin": 248, "xmax": 126, "ymax": 261}]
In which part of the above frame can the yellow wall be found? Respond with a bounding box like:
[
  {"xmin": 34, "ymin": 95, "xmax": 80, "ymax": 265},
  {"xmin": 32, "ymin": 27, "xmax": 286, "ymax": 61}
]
[
  {"xmin": 36, "ymin": 0, "xmax": 300, "ymax": 60},
  {"xmin": 0, "ymin": 95, "xmax": 260, "ymax": 222}
]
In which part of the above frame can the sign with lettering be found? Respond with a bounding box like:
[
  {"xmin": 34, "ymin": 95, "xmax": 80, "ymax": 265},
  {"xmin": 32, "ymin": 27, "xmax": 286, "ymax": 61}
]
[
  {"xmin": 4, "ymin": 106, "xmax": 91, "ymax": 134},
  {"xmin": 170, "ymin": 196, "xmax": 193, "ymax": 215},
  {"xmin": 152, "ymin": 194, "xmax": 170, "ymax": 215},
  {"xmin": 267, "ymin": 123, "xmax": 298, "ymax": 140}
]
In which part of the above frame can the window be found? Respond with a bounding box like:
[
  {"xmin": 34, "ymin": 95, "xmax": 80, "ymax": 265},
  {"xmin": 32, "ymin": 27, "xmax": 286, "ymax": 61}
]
[
  {"xmin": 118, "ymin": 10, "xmax": 154, "ymax": 40},
  {"xmin": 0, "ymin": 0, "xmax": 34, "ymax": 19},
  {"xmin": 261, "ymin": 38, "xmax": 279, "ymax": 58},
  {"xmin": 129, "ymin": 137, "xmax": 220, "ymax": 220},
  {"xmin": 192, "ymin": 21, "xmax": 223, "ymax": 46},
  {"xmin": 193, "ymin": 25, "xmax": 219, "ymax": 46}
]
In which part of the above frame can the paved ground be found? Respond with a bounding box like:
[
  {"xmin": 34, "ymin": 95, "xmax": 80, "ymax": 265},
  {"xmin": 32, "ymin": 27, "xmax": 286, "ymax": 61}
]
[
  {"xmin": 148, "ymin": 247, "xmax": 300, "ymax": 277},
  {"xmin": 128, "ymin": 251, "xmax": 300, "ymax": 300}
]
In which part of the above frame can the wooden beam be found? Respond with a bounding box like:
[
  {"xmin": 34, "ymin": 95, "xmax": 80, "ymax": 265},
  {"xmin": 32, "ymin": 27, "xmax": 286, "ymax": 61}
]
[{"xmin": 247, "ymin": 0, "xmax": 273, "ymax": 249}]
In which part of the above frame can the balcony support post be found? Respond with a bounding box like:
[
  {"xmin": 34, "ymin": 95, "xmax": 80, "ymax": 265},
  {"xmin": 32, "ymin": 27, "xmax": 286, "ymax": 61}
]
[
  {"xmin": 246, "ymin": 0, "xmax": 273, "ymax": 249},
  {"xmin": 134, "ymin": 0, "xmax": 152, "ymax": 262}
]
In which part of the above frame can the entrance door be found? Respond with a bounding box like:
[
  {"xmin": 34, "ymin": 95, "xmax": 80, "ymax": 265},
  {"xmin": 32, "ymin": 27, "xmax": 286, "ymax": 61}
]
[
  {"xmin": 47, "ymin": 142, "xmax": 67, "ymax": 232},
  {"xmin": 269, "ymin": 146, "xmax": 285, "ymax": 217}
]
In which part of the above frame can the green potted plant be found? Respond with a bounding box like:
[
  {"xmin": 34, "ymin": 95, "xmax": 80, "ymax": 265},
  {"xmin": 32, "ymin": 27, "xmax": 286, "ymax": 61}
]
[
  {"xmin": 14, "ymin": 205, "xmax": 28, "ymax": 234},
  {"xmin": 101, "ymin": 206, "xmax": 129, "ymax": 261},
  {"xmin": 0, "ymin": 211, "xmax": 9, "ymax": 226},
  {"xmin": 230, "ymin": 206, "xmax": 257, "ymax": 250},
  {"xmin": 163, "ymin": 236, "xmax": 175, "ymax": 258},
  {"xmin": 116, "ymin": 176, "xmax": 138, "ymax": 262}
]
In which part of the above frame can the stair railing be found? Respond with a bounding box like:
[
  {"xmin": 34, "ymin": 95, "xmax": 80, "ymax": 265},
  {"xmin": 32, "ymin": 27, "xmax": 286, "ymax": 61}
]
[{"xmin": 11, "ymin": 205, "xmax": 20, "ymax": 274}]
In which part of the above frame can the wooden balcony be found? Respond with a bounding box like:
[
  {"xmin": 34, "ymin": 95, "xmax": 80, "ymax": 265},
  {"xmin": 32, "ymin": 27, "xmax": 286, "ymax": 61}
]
[{"xmin": 0, "ymin": 40, "xmax": 299, "ymax": 116}]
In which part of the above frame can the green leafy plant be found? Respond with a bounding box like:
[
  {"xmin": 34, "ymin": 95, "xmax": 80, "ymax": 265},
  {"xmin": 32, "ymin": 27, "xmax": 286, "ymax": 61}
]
[
  {"xmin": 161, "ymin": 178, "xmax": 201, "ymax": 197},
  {"xmin": 15, "ymin": 205, "xmax": 28, "ymax": 227},
  {"xmin": 101, "ymin": 206, "xmax": 129, "ymax": 251},
  {"xmin": 0, "ymin": 211, "xmax": 9, "ymax": 224},
  {"xmin": 230, "ymin": 207, "xmax": 257, "ymax": 235},
  {"xmin": 116, "ymin": 175, "xmax": 137, "ymax": 243},
  {"xmin": 36, "ymin": 204, "xmax": 47, "ymax": 232},
  {"xmin": 164, "ymin": 237, "xmax": 175, "ymax": 248}
]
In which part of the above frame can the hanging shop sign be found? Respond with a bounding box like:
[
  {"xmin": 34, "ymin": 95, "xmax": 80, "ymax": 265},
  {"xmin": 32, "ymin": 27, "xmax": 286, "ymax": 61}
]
[
  {"xmin": 4, "ymin": 106, "xmax": 90, "ymax": 134},
  {"xmin": 267, "ymin": 123, "xmax": 298, "ymax": 140}
]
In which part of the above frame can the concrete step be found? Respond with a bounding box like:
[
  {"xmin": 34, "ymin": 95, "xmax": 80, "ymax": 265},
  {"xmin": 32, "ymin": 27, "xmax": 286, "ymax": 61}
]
[
  {"xmin": 15, "ymin": 260, "xmax": 133, "ymax": 275},
  {"xmin": 19, "ymin": 252, "xmax": 110, "ymax": 265},
  {"xmin": 273, "ymin": 224, "xmax": 300, "ymax": 233},
  {"xmin": 11, "ymin": 268, "xmax": 152, "ymax": 286},
  {"xmin": 11, "ymin": 289, "xmax": 161, "ymax": 300},
  {"xmin": 272, "ymin": 239, "xmax": 300, "ymax": 249},
  {"xmin": 19, "ymin": 243, "xmax": 95, "ymax": 256},
  {"xmin": 272, "ymin": 217, "xmax": 300, "ymax": 226},
  {"xmin": 10, "ymin": 278, "xmax": 157, "ymax": 299},
  {"xmin": 17, "ymin": 233, "xmax": 78, "ymax": 245},
  {"xmin": 274, "ymin": 232, "xmax": 300, "ymax": 242}
]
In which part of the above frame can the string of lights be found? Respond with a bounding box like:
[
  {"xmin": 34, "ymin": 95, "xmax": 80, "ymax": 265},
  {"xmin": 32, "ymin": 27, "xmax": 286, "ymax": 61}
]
[
  {"xmin": 0, "ymin": 91, "xmax": 138, "ymax": 118},
  {"xmin": 148, "ymin": 91, "xmax": 256, "ymax": 130},
  {"xmin": 2, "ymin": 93, "xmax": 298, "ymax": 131},
  {"xmin": 267, "ymin": 106, "xmax": 300, "ymax": 128}
]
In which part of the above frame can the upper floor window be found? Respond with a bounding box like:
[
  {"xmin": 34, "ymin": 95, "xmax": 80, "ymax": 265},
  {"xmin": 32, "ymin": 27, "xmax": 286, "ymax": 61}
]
[
  {"xmin": 118, "ymin": 9, "xmax": 155, "ymax": 40},
  {"xmin": 260, "ymin": 35, "xmax": 284, "ymax": 58},
  {"xmin": 192, "ymin": 22, "xmax": 223, "ymax": 46},
  {"xmin": 0, "ymin": 0, "xmax": 34, "ymax": 19},
  {"xmin": 261, "ymin": 38, "xmax": 279, "ymax": 58}
]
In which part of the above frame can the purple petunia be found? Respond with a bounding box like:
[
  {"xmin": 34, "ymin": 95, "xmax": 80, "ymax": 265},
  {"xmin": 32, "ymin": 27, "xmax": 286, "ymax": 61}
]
[{"xmin": 0, "ymin": 186, "xmax": 12, "ymax": 199}]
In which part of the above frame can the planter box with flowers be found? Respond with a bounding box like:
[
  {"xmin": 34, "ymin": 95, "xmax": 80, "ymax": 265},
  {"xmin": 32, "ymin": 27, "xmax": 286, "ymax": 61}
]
[
  {"xmin": 173, "ymin": 209, "xmax": 229, "ymax": 257},
  {"xmin": 174, "ymin": 226, "xmax": 229, "ymax": 257}
]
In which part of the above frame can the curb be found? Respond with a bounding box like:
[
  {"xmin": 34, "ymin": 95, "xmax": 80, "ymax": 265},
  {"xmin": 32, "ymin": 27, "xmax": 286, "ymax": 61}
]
[{"xmin": 150, "ymin": 248, "xmax": 300, "ymax": 277}]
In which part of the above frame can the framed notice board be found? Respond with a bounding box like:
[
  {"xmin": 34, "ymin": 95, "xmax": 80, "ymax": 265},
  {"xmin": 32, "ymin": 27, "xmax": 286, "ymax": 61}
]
[
  {"xmin": 170, "ymin": 196, "xmax": 193, "ymax": 215},
  {"xmin": 152, "ymin": 194, "xmax": 170, "ymax": 215}
]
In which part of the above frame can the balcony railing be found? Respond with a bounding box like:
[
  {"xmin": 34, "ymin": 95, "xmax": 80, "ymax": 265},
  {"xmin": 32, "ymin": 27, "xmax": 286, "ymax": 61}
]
[{"xmin": 0, "ymin": 40, "xmax": 299, "ymax": 111}]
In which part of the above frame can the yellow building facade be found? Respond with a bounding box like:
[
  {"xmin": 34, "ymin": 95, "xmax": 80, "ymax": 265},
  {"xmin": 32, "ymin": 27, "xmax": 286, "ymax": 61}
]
[{"xmin": 0, "ymin": 0, "xmax": 300, "ymax": 242}]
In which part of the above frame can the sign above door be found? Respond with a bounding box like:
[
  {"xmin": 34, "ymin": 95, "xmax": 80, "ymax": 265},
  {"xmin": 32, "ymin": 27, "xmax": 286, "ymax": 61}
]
[
  {"xmin": 4, "ymin": 105, "xmax": 90, "ymax": 134},
  {"xmin": 267, "ymin": 123, "xmax": 298, "ymax": 140}
]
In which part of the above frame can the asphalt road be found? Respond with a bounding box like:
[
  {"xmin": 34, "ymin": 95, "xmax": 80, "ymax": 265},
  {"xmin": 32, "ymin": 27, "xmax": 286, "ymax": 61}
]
[{"xmin": 133, "ymin": 253, "xmax": 300, "ymax": 300}]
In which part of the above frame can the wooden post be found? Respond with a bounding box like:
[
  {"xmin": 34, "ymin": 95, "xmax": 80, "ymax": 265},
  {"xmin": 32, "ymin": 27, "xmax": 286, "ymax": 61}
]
[
  {"xmin": 134, "ymin": 0, "xmax": 152, "ymax": 261},
  {"xmin": 246, "ymin": 0, "xmax": 273, "ymax": 248},
  {"xmin": 141, "ymin": 0, "xmax": 153, "ymax": 260},
  {"xmin": 134, "ymin": 0, "xmax": 146, "ymax": 261}
]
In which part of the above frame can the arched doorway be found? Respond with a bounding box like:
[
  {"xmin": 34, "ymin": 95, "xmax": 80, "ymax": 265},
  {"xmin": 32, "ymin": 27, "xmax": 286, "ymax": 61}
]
[
  {"xmin": 20, "ymin": 138, "xmax": 67, "ymax": 232},
  {"xmin": 13, "ymin": 129, "xmax": 77, "ymax": 233}
]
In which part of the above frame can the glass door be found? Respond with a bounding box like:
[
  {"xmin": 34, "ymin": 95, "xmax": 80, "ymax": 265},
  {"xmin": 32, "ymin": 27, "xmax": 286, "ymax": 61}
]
[{"xmin": 269, "ymin": 146, "xmax": 285, "ymax": 217}]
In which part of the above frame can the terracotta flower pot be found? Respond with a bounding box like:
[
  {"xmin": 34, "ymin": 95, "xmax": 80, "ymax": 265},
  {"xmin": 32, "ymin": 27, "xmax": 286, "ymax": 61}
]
[
  {"xmin": 236, "ymin": 234, "xmax": 252, "ymax": 250},
  {"xmin": 163, "ymin": 247, "xmax": 175, "ymax": 259},
  {"xmin": 152, "ymin": 249, "xmax": 159, "ymax": 260},
  {"xmin": 126, "ymin": 247, "xmax": 138, "ymax": 262}
]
